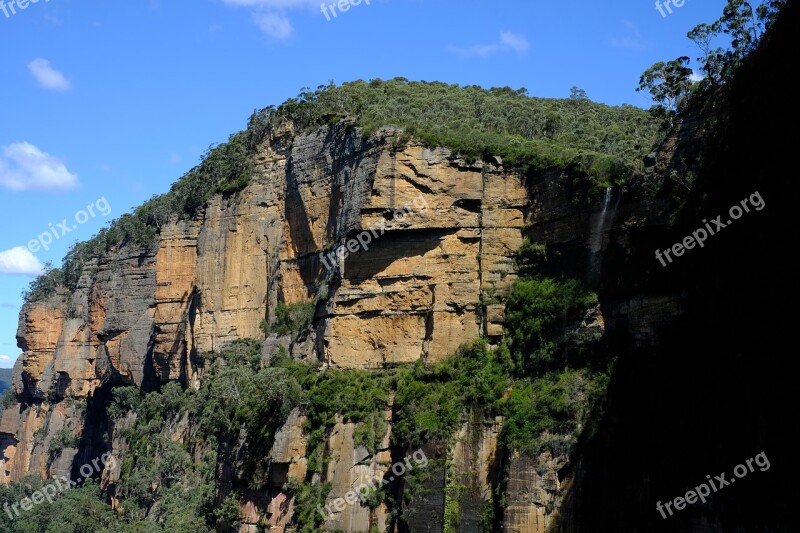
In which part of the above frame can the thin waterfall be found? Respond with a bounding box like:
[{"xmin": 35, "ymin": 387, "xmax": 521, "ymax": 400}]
[{"xmin": 588, "ymin": 186, "xmax": 618, "ymax": 281}]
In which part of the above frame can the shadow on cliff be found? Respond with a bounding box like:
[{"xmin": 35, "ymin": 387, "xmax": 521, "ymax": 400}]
[
  {"xmin": 342, "ymin": 228, "xmax": 456, "ymax": 285},
  {"xmin": 553, "ymin": 3, "xmax": 800, "ymax": 531}
]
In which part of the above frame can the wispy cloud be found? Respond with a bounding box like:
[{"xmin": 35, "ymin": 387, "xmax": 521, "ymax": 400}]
[
  {"xmin": 0, "ymin": 142, "xmax": 79, "ymax": 191},
  {"xmin": 253, "ymin": 11, "xmax": 293, "ymax": 39},
  {"xmin": 499, "ymin": 31, "xmax": 529, "ymax": 53},
  {"xmin": 0, "ymin": 247, "xmax": 45, "ymax": 276},
  {"xmin": 448, "ymin": 31, "xmax": 530, "ymax": 58},
  {"xmin": 0, "ymin": 354, "xmax": 13, "ymax": 362},
  {"xmin": 610, "ymin": 21, "xmax": 645, "ymax": 50},
  {"xmin": 28, "ymin": 59, "xmax": 72, "ymax": 91},
  {"xmin": 221, "ymin": 0, "xmax": 318, "ymax": 39}
]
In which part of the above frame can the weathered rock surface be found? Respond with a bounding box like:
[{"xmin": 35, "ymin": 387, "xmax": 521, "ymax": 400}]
[
  {"xmin": 450, "ymin": 413, "xmax": 505, "ymax": 531},
  {"xmin": 502, "ymin": 452, "xmax": 565, "ymax": 533}
]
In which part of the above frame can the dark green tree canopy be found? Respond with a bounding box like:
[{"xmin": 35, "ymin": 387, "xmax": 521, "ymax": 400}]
[{"xmin": 637, "ymin": 56, "xmax": 694, "ymax": 111}]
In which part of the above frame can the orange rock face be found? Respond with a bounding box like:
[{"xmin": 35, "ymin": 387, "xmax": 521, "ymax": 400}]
[{"xmin": 2, "ymin": 123, "xmax": 527, "ymax": 490}]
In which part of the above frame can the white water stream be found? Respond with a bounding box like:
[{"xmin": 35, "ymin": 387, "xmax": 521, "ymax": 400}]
[{"xmin": 588, "ymin": 187, "xmax": 618, "ymax": 279}]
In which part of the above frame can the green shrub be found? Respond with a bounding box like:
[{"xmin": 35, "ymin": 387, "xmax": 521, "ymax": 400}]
[
  {"xmin": 501, "ymin": 370, "xmax": 610, "ymax": 456},
  {"xmin": 286, "ymin": 479, "xmax": 331, "ymax": 533},
  {"xmin": 505, "ymin": 277, "xmax": 598, "ymax": 375},
  {"xmin": 267, "ymin": 301, "xmax": 316, "ymax": 337},
  {"xmin": 1, "ymin": 388, "xmax": 17, "ymax": 409},
  {"xmin": 290, "ymin": 365, "xmax": 392, "ymax": 462},
  {"xmin": 214, "ymin": 493, "xmax": 241, "ymax": 529},
  {"xmin": 219, "ymin": 338, "xmax": 262, "ymax": 370},
  {"xmin": 109, "ymin": 386, "xmax": 143, "ymax": 421},
  {"xmin": 21, "ymin": 263, "xmax": 63, "ymax": 302},
  {"xmin": 393, "ymin": 340, "xmax": 511, "ymax": 448},
  {"xmin": 0, "ymin": 480, "xmax": 117, "ymax": 531},
  {"xmin": 49, "ymin": 428, "xmax": 79, "ymax": 453}
]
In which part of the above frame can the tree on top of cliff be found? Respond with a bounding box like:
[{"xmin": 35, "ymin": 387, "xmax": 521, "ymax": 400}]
[
  {"xmin": 636, "ymin": 57, "xmax": 694, "ymax": 112},
  {"xmin": 639, "ymin": 0, "xmax": 787, "ymax": 115}
]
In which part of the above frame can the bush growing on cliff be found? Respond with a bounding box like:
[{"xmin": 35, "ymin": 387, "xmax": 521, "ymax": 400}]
[
  {"xmin": 298, "ymin": 366, "xmax": 393, "ymax": 457},
  {"xmin": 284, "ymin": 479, "xmax": 332, "ymax": 533},
  {"xmin": 109, "ymin": 387, "xmax": 218, "ymax": 528},
  {"xmin": 266, "ymin": 301, "xmax": 316, "ymax": 338},
  {"xmin": 0, "ymin": 479, "xmax": 118, "ymax": 532},
  {"xmin": 48, "ymin": 428, "xmax": 79, "ymax": 455},
  {"xmin": 109, "ymin": 386, "xmax": 143, "ymax": 420},
  {"xmin": 1, "ymin": 388, "xmax": 16, "ymax": 409},
  {"xmin": 217, "ymin": 338, "xmax": 262, "ymax": 370},
  {"xmin": 505, "ymin": 277, "xmax": 598, "ymax": 375},
  {"xmin": 393, "ymin": 339, "xmax": 511, "ymax": 448},
  {"xmin": 213, "ymin": 493, "xmax": 242, "ymax": 530},
  {"xmin": 21, "ymin": 262, "xmax": 64, "ymax": 302},
  {"xmin": 501, "ymin": 369, "xmax": 610, "ymax": 456}
]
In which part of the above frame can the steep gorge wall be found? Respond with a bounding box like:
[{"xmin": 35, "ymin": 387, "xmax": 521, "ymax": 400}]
[{"xmin": 1, "ymin": 121, "xmax": 529, "ymax": 488}]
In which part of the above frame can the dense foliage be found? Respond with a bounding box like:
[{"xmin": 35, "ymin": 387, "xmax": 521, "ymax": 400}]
[
  {"xmin": 505, "ymin": 277, "xmax": 599, "ymax": 375},
  {"xmin": 274, "ymin": 78, "xmax": 660, "ymax": 178},
  {"xmin": 0, "ymin": 480, "xmax": 118, "ymax": 533}
]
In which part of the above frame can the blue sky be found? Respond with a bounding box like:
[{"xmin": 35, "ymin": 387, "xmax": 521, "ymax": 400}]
[{"xmin": 0, "ymin": 0, "xmax": 730, "ymax": 367}]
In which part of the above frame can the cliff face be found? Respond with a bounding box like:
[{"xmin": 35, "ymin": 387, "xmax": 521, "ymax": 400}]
[
  {"xmin": 5, "ymin": 6, "xmax": 797, "ymax": 529},
  {"xmin": 0, "ymin": 117, "xmax": 681, "ymax": 530},
  {"xmin": 12, "ymin": 121, "xmax": 526, "ymax": 392},
  {"xmin": 1, "ymin": 122, "xmax": 530, "ymax": 485}
]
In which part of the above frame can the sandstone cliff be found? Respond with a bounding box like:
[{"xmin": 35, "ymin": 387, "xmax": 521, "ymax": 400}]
[{"xmin": 0, "ymin": 116, "xmax": 678, "ymax": 531}]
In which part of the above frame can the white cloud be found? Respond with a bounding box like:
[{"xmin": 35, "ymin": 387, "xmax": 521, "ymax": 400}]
[
  {"xmin": 448, "ymin": 31, "xmax": 530, "ymax": 58},
  {"xmin": 27, "ymin": 59, "xmax": 72, "ymax": 91},
  {"xmin": 690, "ymin": 70, "xmax": 705, "ymax": 82},
  {"xmin": 221, "ymin": 0, "xmax": 320, "ymax": 39},
  {"xmin": 0, "ymin": 355, "xmax": 12, "ymax": 361},
  {"xmin": 500, "ymin": 31, "xmax": 529, "ymax": 54},
  {"xmin": 253, "ymin": 11, "xmax": 293, "ymax": 39},
  {"xmin": 0, "ymin": 247, "xmax": 45, "ymax": 276},
  {"xmin": 0, "ymin": 142, "xmax": 79, "ymax": 191}
]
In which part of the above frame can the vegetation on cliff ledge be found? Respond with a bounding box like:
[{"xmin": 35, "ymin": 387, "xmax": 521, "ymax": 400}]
[{"xmin": 274, "ymin": 78, "xmax": 660, "ymax": 179}]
